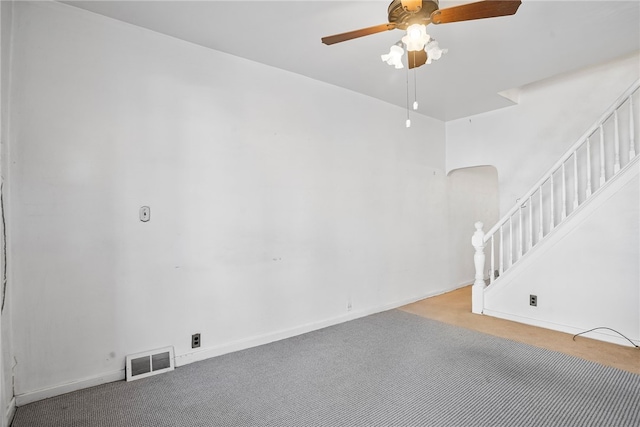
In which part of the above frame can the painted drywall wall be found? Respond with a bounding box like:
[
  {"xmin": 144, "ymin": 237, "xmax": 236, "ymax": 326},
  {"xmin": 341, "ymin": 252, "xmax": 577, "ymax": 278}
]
[
  {"xmin": 8, "ymin": 1, "xmax": 448, "ymax": 401},
  {"xmin": 0, "ymin": 0, "xmax": 14, "ymax": 425},
  {"xmin": 483, "ymin": 163, "xmax": 639, "ymax": 346},
  {"xmin": 446, "ymin": 52, "xmax": 640, "ymax": 216},
  {"xmin": 446, "ymin": 166, "xmax": 499, "ymax": 288}
]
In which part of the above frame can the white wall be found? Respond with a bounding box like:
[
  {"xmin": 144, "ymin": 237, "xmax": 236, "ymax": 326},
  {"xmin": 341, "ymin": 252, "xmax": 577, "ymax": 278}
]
[
  {"xmin": 8, "ymin": 2, "xmax": 448, "ymax": 402},
  {"xmin": 446, "ymin": 52, "xmax": 640, "ymax": 216},
  {"xmin": 0, "ymin": 0, "xmax": 15, "ymax": 424},
  {"xmin": 483, "ymin": 163, "xmax": 639, "ymax": 346}
]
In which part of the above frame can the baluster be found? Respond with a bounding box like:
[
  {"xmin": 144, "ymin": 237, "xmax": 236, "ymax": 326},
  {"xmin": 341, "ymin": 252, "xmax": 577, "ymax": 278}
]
[
  {"xmin": 550, "ymin": 173, "xmax": 555, "ymax": 230},
  {"xmin": 499, "ymin": 225, "xmax": 504, "ymax": 275},
  {"xmin": 490, "ymin": 234, "xmax": 495, "ymax": 283},
  {"xmin": 528, "ymin": 197, "xmax": 533, "ymax": 250},
  {"xmin": 599, "ymin": 124, "xmax": 606, "ymax": 186},
  {"xmin": 518, "ymin": 205, "xmax": 523, "ymax": 258},
  {"xmin": 586, "ymin": 137, "xmax": 592, "ymax": 197},
  {"xmin": 471, "ymin": 222, "xmax": 486, "ymax": 314},
  {"xmin": 573, "ymin": 152, "xmax": 579, "ymax": 209},
  {"xmin": 614, "ymin": 110, "xmax": 620, "ymax": 173},
  {"xmin": 509, "ymin": 216, "xmax": 513, "ymax": 267},
  {"xmin": 538, "ymin": 189, "xmax": 543, "ymax": 241},
  {"xmin": 630, "ymin": 96, "xmax": 636, "ymax": 159},
  {"xmin": 561, "ymin": 163, "xmax": 567, "ymax": 220}
]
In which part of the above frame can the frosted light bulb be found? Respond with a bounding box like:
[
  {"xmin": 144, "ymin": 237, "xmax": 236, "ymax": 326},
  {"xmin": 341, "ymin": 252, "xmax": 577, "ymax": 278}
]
[
  {"xmin": 408, "ymin": 26, "xmax": 422, "ymax": 40},
  {"xmin": 425, "ymin": 40, "xmax": 448, "ymax": 64},
  {"xmin": 381, "ymin": 45, "xmax": 405, "ymax": 69},
  {"xmin": 402, "ymin": 24, "xmax": 430, "ymax": 52},
  {"xmin": 406, "ymin": 119, "xmax": 411, "ymax": 128},
  {"xmin": 413, "ymin": 101, "xmax": 418, "ymax": 110}
]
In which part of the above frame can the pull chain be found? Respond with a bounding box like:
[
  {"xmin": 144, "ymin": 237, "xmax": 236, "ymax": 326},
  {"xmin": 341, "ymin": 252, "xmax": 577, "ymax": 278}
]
[
  {"xmin": 413, "ymin": 64, "xmax": 418, "ymax": 111},
  {"xmin": 406, "ymin": 51, "xmax": 411, "ymax": 127}
]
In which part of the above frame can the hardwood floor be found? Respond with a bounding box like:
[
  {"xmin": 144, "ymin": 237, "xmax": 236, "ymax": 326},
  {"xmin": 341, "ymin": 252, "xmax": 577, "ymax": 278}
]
[{"xmin": 399, "ymin": 285, "xmax": 640, "ymax": 375}]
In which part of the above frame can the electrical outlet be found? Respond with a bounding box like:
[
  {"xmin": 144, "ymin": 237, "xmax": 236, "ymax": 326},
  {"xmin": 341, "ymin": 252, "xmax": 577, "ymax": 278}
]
[
  {"xmin": 529, "ymin": 295, "xmax": 537, "ymax": 307},
  {"xmin": 140, "ymin": 206, "xmax": 150, "ymax": 222},
  {"xmin": 191, "ymin": 333, "xmax": 201, "ymax": 348}
]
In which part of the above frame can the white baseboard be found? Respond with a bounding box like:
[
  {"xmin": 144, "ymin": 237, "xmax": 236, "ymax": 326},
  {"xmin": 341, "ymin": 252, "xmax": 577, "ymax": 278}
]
[
  {"xmin": 4, "ymin": 397, "xmax": 15, "ymax": 427},
  {"xmin": 14, "ymin": 286, "xmax": 462, "ymax": 405},
  {"xmin": 483, "ymin": 309, "xmax": 640, "ymax": 348},
  {"xmin": 174, "ymin": 290, "xmax": 444, "ymax": 367},
  {"xmin": 175, "ymin": 313, "xmax": 359, "ymax": 367},
  {"xmin": 15, "ymin": 369, "xmax": 124, "ymax": 407},
  {"xmin": 453, "ymin": 280, "xmax": 474, "ymax": 289}
]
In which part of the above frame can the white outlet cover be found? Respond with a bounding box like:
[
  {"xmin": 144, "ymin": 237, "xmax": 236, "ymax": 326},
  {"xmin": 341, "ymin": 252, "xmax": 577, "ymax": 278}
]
[{"xmin": 140, "ymin": 206, "xmax": 150, "ymax": 222}]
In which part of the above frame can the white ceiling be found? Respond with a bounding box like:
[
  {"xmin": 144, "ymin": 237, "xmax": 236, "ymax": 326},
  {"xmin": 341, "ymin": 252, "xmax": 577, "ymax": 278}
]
[{"xmin": 62, "ymin": 0, "xmax": 640, "ymax": 121}]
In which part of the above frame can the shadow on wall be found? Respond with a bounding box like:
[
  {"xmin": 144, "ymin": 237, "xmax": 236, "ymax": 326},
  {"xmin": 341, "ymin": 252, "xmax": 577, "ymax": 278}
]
[{"xmin": 447, "ymin": 165, "xmax": 499, "ymax": 288}]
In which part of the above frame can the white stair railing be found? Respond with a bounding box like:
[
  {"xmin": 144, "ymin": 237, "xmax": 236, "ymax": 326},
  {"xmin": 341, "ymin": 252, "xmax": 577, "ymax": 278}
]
[{"xmin": 472, "ymin": 80, "xmax": 639, "ymax": 314}]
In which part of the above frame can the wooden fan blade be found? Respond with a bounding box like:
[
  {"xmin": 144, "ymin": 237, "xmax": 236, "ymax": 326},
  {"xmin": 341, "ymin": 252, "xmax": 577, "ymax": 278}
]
[
  {"xmin": 408, "ymin": 50, "xmax": 427, "ymax": 69},
  {"xmin": 321, "ymin": 23, "xmax": 397, "ymax": 45},
  {"xmin": 431, "ymin": 0, "xmax": 521, "ymax": 25}
]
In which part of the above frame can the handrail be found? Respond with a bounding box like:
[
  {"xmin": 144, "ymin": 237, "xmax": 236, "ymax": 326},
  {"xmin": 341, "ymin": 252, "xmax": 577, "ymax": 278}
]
[
  {"xmin": 472, "ymin": 78, "xmax": 639, "ymax": 314},
  {"xmin": 483, "ymin": 79, "xmax": 640, "ymax": 241}
]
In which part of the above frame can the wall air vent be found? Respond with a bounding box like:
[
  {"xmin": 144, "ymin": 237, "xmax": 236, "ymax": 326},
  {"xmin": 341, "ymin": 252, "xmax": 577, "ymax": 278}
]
[{"xmin": 125, "ymin": 346, "xmax": 175, "ymax": 382}]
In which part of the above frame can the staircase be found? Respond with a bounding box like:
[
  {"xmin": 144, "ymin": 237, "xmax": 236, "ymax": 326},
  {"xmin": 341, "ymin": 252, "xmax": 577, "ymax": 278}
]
[{"xmin": 471, "ymin": 80, "xmax": 639, "ymax": 326}]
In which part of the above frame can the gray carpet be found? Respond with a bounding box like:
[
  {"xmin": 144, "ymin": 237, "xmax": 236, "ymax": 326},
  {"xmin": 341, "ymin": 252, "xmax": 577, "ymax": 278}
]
[{"xmin": 12, "ymin": 310, "xmax": 640, "ymax": 426}]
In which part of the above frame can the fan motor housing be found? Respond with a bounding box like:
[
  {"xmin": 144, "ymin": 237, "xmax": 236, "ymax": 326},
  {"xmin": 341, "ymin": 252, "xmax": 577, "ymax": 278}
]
[{"xmin": 388, "ymin": 0, "xmax": 439, "ymax": 29}]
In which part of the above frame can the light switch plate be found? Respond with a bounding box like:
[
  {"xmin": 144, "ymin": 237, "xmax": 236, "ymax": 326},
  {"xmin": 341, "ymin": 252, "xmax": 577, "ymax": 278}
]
[{"xmin": 140, "ymin": 206, "xmax": 150, "ymax": 222}]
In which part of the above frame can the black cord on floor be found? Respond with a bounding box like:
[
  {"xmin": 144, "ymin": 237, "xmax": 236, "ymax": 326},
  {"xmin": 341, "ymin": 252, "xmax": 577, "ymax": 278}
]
[{"xmin": 572, "ymin": 327, "xmax": 639, "ymax": 348}]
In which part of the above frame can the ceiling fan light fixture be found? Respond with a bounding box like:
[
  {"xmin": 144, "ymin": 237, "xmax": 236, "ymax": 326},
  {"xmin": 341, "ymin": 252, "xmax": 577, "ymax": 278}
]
[
  {"xmin": 381, "ymin": 44, "xmax": 405, "ymax": 68},
  {"xmin": 424, "ymin": 39, "xmax": 447, "ymax": 63},
  {"xmin": 400, "ymin": 0, "xmax": 423, "ymax": 13},
  {"xmin": 402, "ymin": 24, "xmax": 430, "ymax": 51}
]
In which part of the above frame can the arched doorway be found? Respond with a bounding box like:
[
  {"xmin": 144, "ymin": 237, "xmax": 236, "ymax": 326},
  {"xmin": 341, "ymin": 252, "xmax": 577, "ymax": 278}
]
[{"xmin": 447, "ymin": 166, "xmax": 499, "ymax": 287}]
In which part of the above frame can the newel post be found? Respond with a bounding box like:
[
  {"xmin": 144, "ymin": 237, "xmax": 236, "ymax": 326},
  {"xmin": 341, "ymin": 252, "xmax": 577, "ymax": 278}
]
[{"xmin": 471, "ymin": 221, "xmax": 486, "ymax": 314}]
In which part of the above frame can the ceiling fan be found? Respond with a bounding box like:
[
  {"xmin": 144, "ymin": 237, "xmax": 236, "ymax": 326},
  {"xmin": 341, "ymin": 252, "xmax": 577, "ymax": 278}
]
[{"xmin": 322, "ymin": 0, "xmax": 522, "ymax": 69}]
